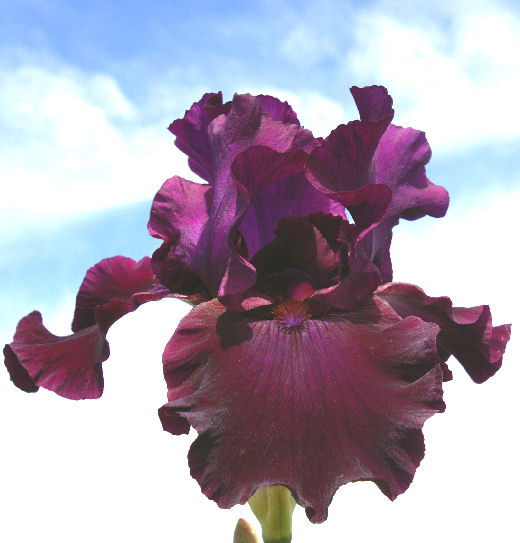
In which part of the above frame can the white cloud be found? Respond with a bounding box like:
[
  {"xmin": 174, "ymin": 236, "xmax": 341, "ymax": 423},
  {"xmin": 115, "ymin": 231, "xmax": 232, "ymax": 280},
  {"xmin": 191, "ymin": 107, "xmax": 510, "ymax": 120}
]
[
  {"xmin": 347, "ymin": 0, "xmax": 520, "ymax": 152},
  {"xmin": 0, "ymin": 60, "xmax": 199, "ymax": 234}
]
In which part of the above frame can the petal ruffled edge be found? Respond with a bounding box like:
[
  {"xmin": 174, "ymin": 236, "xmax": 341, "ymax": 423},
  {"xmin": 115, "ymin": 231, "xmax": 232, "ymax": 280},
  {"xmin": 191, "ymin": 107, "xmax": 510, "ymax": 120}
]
[
  {"xmin": 4, "ymin": 256, "xmax": 170, "ymax": 399},
  {"xmin": 159, "ymin": 298, "xmax": 444, "ymax": 522},
  {"xmin": 377, "ymin": 283, "xmax": 511, "ymax": 383}
]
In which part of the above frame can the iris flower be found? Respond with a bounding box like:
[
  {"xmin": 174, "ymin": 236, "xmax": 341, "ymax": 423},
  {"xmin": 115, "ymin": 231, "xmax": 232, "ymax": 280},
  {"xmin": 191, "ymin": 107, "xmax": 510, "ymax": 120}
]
[{"xmin": 4, "ymin": 86, "xmax": 511, "ymax": 527}]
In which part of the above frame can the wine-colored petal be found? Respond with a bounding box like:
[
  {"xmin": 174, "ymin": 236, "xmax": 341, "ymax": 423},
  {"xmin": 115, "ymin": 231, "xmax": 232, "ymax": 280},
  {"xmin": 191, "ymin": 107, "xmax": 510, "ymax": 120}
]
[
  {"xmin": 377, "ymin": 283, "xmax": 511, "ymax": 383},
  {"xmin": 251, "ymin": 216, "xmax": 340, "ymax": 299},
  {"xmin": 306, "ymin": 86, "xmax": 449, "ymax": 290},
  {"xmin": 5, "ymin": 312, "xmax": 107, "ymax": 399},
  {"xmin": 358, "ymin": 125, "xmax": 450, "ymax": 282},
  {"xmin": 168, "ymin": 92, "xmax": 230, "ymax": 182},
  {"xmin": 148, "ymin": 176, "xmax": 213, "ymax": 295},
  {"xmin": 232, "ymin": 145, "xmax": 343, "ymax": 258},
  {"xmin": 160, "ymin": 299, "xmax": 444, "ymax": 522},
  {"xmin": 350, "ymin": 85, "xmax": 394, "ymax": 122},
  {"xmin": 72, "ymin": 256, "xmax": 163, "ymax": 332},
  {"xmin": 5, "ymin": 256, "xmax": 168, "ymax": 399},
  {"xmin": 257, "ymin": 95, "xmax": 300, "ymax": 125}
]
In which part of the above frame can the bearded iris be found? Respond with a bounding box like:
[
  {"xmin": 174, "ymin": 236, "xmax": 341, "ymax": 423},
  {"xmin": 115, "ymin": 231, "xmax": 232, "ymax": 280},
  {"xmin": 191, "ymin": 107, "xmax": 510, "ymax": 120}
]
[{"xmin": 4, "ymin": 87, "xmax": 511, "ymax": 532}]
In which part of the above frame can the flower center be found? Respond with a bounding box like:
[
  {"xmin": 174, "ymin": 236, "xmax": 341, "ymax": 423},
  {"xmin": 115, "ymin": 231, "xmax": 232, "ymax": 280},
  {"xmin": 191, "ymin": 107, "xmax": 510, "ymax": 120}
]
[{"xmin": 272, "ymin": 300, "xmax": 312, "ymax": 331}]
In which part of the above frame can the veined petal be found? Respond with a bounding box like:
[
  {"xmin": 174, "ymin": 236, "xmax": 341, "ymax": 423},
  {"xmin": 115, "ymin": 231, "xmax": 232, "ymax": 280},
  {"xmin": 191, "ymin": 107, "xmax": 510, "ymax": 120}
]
[
  {"xmin": 159, "ymin": 299, "xmax": 444, "ymax": 522},
  {"xmin": 4, "ymin": 313, "xmax": 107, "ymax": 399},
  {"xmin": 168, "ymin": 92, "xmax": 230, "ymax": 182},
  {"xmin": 377, "ymin": 283, "xmax": 511, "ymax": 383},
  {"xmin": 148, "ymin": 176, "xmax": 213, "ymax": 295},
  {"xmin": 4, "ymin": 256, "xmax": 167, "ymax": 399},
  {"xmin": 359, "ymin": 125, "xmax": 450, "ymax": 282},
  {"xmin": 154, "ymin": 95, "xmax": 318, "ymax": 299},
  {"xmin": 306, "ymin": 86, "xmax": 449, "ymax": 286},
  {"xmin": 169, "ymin": 91, "xmax": 316, "ymax": 182},
  {"xmin": 231, "ymin": 145, "xmax": 343, "ymax": 258}
]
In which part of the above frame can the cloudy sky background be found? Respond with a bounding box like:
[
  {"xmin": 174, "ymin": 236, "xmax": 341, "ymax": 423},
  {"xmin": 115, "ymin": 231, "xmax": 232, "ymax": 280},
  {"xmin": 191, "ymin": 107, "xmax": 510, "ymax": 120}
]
[{"xmin": 1, "ymin": 1, "xmax": 518, "ymax": 541}]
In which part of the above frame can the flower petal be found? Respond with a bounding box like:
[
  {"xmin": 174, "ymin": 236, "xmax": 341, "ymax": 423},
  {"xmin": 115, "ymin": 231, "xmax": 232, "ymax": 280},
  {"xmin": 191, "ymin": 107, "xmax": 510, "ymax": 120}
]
[
  {"xmin": 153, "ymin": 95, "xmax": 316, "ymax": 299},
  {"xmin": 160, "ymin": 299, "xmax": 444, "ymax": 522},
  {"xmin": 357, "ymin": 125, "xmax": 450, "ymax": 283},
  {"xmin": 377, "ymin": 283, "xmax": 511, "ymax": 383},
  {"xmin": 169, "ymin": 92, "xmax": 311, "ymax": 183},
  {"xmin": 306, "ymin": 86, "xmax": 449, "ymax": 286},
  {"xmin": 231, "ymin": 145, "xmax": 343, "ymax": 258},
  {"xmin": 5, "ymin": 256, "xmax": 166, "ymax": 399},
  {"xmin": 148, "ymin": 176, "xmax": 213, "ymax": 295},
  {"xmin": 168, "ymin": 92, "xmax": 230, "ymax": 182},
  {"xmin": 251, "ymin": 216, "xmax": 340, "ymax": 299},
  {"xmin": 4, "ymin": 312, "xmax": 107, "ymax": 399},
  {"xmin": 72, "ymin": 256, "xmax": 166, "ymax": 332}
]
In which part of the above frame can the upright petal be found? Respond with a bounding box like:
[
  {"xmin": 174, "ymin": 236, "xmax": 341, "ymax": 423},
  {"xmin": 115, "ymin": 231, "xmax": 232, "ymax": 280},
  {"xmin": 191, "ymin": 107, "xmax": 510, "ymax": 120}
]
[
  {"xmin": 168, "ymin": 92, "xmax": 230, "ymax": 182},
  {"xmin": 4, "ymin": 256, "xmax": 167, "ymax": 399},
  {"xmin": 306, "ymin": 86, "xmax": 449, "ymax": 290},
  {"xmin": 377, "ymin": 283, "xmax": 511, "ymax": 383},
  {"xmin": 148, "ymin": 176, "xmax": 213, "ymax": 295},
  {"xmin": 359, "ymin": 125, "xmax": 450, "ymax": 282},
  {"xmin": 160, "ymin": 299, "xmax": 444, "ymax": 522},
  {"xmin": 232, "ymin": 145, "xmax": 343, "ymax": 258}
]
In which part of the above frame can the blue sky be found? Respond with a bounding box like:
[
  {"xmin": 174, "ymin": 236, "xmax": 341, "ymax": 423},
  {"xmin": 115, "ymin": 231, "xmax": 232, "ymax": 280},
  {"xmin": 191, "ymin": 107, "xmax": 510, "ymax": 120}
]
[{"xmin": 1, "ymin": 1, "xmax": 519, "ymax": 542}]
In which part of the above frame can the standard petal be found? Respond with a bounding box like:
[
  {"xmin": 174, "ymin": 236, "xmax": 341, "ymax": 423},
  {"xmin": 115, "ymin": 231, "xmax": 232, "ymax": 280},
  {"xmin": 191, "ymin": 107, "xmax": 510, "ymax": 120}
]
[
  {"xmin": 154, "ymin": 96, "xmax": 315, "ymax": 299},
  {"xmin": 160, "ymin": 299, "xmax": 444, "ymax": 522},
  {"xmin": 148, "ymin": 176, "xmax": 213, "ymax": 295},
  {"xmin": 5, "ymin": 256, "xmax": 167, "ymax": 399},
  {"xmin": 377, "ymin": 283, "xmax": 511, "ymax": 383},
  {"xmin": 251, "ymin": 216, "xmax": 340, "ymax": 299},
  {"xmin": 306, "ymin": 86, "xmax": 449, "ymax": 287},
  {"xmin": 168, "ymin": 92, "xmax": 230, "ymax": 182},
  {"xmin": 359, "ymin": 125, "xmax": 450, "ymax": 282},
  {"xmin": 231, "ymin": 145, "xmax": 344, "ymax": 257}
]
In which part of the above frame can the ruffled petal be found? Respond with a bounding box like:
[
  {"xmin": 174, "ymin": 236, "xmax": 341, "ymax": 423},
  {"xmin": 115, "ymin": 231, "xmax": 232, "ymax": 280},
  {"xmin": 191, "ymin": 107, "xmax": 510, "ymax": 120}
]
[
  {"xmin": 251, "ymin": 216, "xmax": 340, "ymax": 299},
  {"xmin": 231, "ymin": 145, "xmax": 343, "ymax": 258},
  {"xmin": 169, "ymin": 92, "xmax": 312, "ymax": 183},
  {"xmin": 4, "ymin": 256, "xmax": 167, "ymax": 399},
  {"xmin": 359, "ymin": 125, "xmax": 450, "ymax": 282},
  {"xmin": 148, "ymin": 176, "xmax": 213, "ymax": 295},
  {"xmin": 257, "ymin": 95, "xmax": 301, "ymax": 125},
  {"xmin": 160, "ymin": 299, "xmax": 444, "ymax": 522},
  {"xmin": 153, "ymin": 95, "xmax": 318, "ymax": 299},
  {"xmin": 168, "ymin": 92, "xmax": 230, "ymax": 182},
  {"xmin": 4, "ymin": 312, "xmax": 107, "ymax": 399},
  {"xmin": 72, "ymin": 256, "xmax": 166, "ymax": 332},
  {"xmin": 306, "ymin": 86, "xmax": 449, "ymax": 290},
  {"xmin": 377, "ymin": 283, "xmax": 511, "ymax": 383}
]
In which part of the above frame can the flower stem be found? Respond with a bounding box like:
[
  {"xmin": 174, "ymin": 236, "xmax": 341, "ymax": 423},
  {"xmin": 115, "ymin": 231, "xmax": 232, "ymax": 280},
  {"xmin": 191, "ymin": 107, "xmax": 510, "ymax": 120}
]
[{"xmin": 248, "ymin": 486, "xmax": 296, "ymax": 543}]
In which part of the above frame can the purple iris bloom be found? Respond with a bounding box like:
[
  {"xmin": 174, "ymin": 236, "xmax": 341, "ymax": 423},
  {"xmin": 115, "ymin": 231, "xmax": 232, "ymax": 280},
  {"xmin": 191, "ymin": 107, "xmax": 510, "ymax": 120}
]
[{"xmin": 4, "ymin": 86, "xmax": 511, "ymax": 523}]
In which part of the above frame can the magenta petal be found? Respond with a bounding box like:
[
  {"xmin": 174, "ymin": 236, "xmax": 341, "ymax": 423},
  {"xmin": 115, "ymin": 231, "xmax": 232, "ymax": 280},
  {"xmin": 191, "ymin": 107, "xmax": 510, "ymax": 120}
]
[
  {"xmin": 168, "ymin": 92, "xmax": 229, "ymax": 182},
  {"xmin": 161, "ymin": 299, "xmax": 444, "ymax": 522},
  {"xmin": 148, "ymin": 176, "xmax": 213, "ymax": 295},
  {"xmin": 350, "ymin": 85, "xmax": 394, "ymax": 122},
  {"xmin": 153, "ymin": 95, "xmax": 316, "ymax": 299},
  {"xmin": 377, "ymin": 283, "xmax": 511, "ymax": 383},
  {"xmin": 231, "ymin": 145, "xmax": 343, "ymax": 257},
  {"xmin": 5, "ymin": 312, "xmax": 107, "ymax": 399},
  {"xmin": 359, "ymin": 125, "xmax": 450, "ymax": 282},
  {"xmin": 72, "ymin": 256, "xmax": 162, "ymax": 332},
  {"xmin": 257, "ymin": 95, "xmax": 301, "ymax": 125},
  {"xmin": 5, "ymin": 256, "xmax": 167, "ymax": 399},
  {"xmin": 306, "ymin": 120, "xmax": 392, "ymax": 195}
]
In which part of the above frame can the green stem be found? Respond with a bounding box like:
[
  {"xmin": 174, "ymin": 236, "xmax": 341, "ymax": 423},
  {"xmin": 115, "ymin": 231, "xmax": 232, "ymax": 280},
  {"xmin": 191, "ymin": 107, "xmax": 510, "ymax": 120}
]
[{"xmin": 248, "ymin": 486, "xmax": 296, "ymax": 543}]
